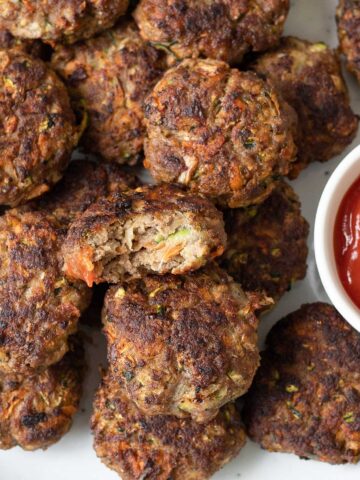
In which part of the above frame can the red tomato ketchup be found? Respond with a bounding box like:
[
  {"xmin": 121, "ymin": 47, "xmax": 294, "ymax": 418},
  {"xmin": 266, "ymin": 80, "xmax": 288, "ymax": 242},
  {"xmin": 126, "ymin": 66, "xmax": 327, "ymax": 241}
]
[{"xmin": 334, "ymin": 175, "xmax": 360, "ymax": 309}]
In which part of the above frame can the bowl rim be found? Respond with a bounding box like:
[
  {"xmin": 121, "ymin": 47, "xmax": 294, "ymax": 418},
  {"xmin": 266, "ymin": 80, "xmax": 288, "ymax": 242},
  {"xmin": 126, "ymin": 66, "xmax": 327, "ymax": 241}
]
[{"xmin": 314, "ymin": 144, "xmax": 360, "ymax": 332}]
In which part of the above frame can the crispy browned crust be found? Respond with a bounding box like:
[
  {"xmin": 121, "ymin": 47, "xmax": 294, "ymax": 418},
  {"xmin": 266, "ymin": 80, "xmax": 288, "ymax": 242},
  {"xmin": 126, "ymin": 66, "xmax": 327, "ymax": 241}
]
[
  {"xmin": 143, "ymin": 59, "xmax": 297, "ymax": 208},
  {"xmin": 52, "ymin": 20, "xmax": 166, "ymax": 164},
  {"xmin": 0, "ymin": 209, "xmax": 91, "ymax": 375},
  {"xmin": 33, "ymin": 160, "xmax": 138, "ymax": 227},
  {"xmin": 92, "ymin": 372, "xmax": 246, "ymax": 480},
  {"xmin": 0, "ymin": 50, "xmax": 80, "ymax": 207},
  {"xmin": 0, "ymin": 336, "xmax": 84, "ymax": 451},
  {"xmin": 133, "ymin": 0, "xmax": 289, "ymax": 65},
  {"xmin": 243, "ymin": 303, "xmax": 360, "ymax": 464},
  {"xmin": 252, "ymin": 37, "xmax": 359, "ymax": 177},
  {"xmin": 220, "ymin": 180, "xmax": 309, "ymax": 304},
  {"xmin": 103, "ymin": 264, "xmax": 261, "ymax": 423},
  {"xmin": 62, "ymin": 184, "xmax": 226, "ymax": 285},
  {"xmin": 337, "ymin": 0, "xmax": 360, "ymax": 83},
  {"xmin": 0, "ymin": 0, "xmax": 129, "ymax": 44}
]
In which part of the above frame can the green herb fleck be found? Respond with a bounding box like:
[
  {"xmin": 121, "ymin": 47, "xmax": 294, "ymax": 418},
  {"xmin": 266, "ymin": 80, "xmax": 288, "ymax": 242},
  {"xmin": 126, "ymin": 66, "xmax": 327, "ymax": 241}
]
[
  {"xmin": 156, "ymin": 305, "xmax": 166, "ymax": 316},
  {"xmin": 244, "ymin": 139, "xmax": 256, "ymax": 149},
  {"xmin": 285, "ymin": 384, "xmax": 299, "ymax": 393},
  {"xmin": 105, "ymin": 400, "xmax": 116, "ymax": 411},
  {"xmin": 343, "ymin": 412, "xmax": 356, "ymax": 423}
]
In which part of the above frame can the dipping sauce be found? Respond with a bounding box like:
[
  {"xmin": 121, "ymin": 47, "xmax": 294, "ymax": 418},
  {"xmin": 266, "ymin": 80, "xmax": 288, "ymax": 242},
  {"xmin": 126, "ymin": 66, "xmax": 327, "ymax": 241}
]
[{"xmin": 334, "ymin": 175, "xmax": 360, "ymax": 309}]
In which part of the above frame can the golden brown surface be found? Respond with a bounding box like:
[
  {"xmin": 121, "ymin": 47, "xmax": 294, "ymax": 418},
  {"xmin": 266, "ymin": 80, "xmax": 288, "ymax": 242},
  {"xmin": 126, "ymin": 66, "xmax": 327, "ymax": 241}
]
[
  {"xmin": 144, "ymin": 59, "xmax": 297, "ymax": 208},
  {"xmin": 103, "ymin": 265, "xmax": 263, "ymax": 423},
  {"xmin": 0, "ymin": 209, "xmax": 91, "ymax": 375},
  {"xmin": 0, "ymin": 50, "xmax": 80, "ymax": 206},
  {"xmin": 62, "ymin": 184, "xmax": 226, "ymax": 286},
  {"xmin": 52, "ymin": 20, "xmax": 167, "ymax": 164},
  {"xmin": 92, "ymin": 372, "xmax": 246, "ymax": 480},
  {"xmin": 133, "ymin": 0, "xmax": 289, "ymax": 64},
  {"xmin": 220, "ymin": 180, "xmax": 309, "ymax": 305},
  {"xmin": 243, "ymin": 303, "xmax": 360, "ymax": 464},
  {"xmin": 33, "ymin": 160, "xmax": 138, "ymax": 228},
  {"xmin": 337, "ymin": 0, "xmax": 360, "ymax": 83},
  {"xmin": 0, "ymin": 0, "xmax": 129, "ymax": 44},
  {"xmin": 252, "ymin": 37, "xmax": 359, "ymax": 177},
  {"xmin": 0, "ymin": 336, "xmax": 84, "ymax": 451}
]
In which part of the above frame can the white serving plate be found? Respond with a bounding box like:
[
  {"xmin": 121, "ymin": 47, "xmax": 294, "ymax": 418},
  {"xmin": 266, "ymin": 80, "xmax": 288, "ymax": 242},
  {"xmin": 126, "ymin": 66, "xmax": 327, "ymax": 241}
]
[{"xmin": 1, "ymin": 1, "xmax": 360, "ymax": 479}]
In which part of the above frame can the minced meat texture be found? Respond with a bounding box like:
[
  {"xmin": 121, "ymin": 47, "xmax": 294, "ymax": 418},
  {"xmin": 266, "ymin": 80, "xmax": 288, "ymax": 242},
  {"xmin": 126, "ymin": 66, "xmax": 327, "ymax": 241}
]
[
  {"xmin": 251, "ymin": 37, "xmax": 359, "ymax": 177},
  {"xmin": 0, "ymin": 0, "xmax": 129, "ymax": 45},
  {"xmin": 337, "ymin": 0, "xmax": 360, "ymax": 83},
  {"xmin": 0, "ymin": 50, "xmax": 80, "ymax": 206},
  {"xmin": 52, "ymin": 20, "xmax": 167, "ymax": 164},
  {"xmin": 33, "ymin": 160, "xmax": 138, "ymax": 228},
  {"xmin": 244, "ymin": 303, "xmax": 360, "ymax": 464},
  {"xmin": 0, "ymin": 336, "xmax": 84, "ymax": 451},
  {"xmin": 62, "ymin": 184, "xmax": 226, "ymax": 286},
  {"xmin": 92, "ymin": 371, "xmax": 246, "ymax": 480},
  {"xmin": 143, "ymin": 58, "xmax": 297, "ymax": 208},
  {"xmin": 103, "ymin": 264, "xmax": 265, "ymax": 423},
  {"xmin": 220, "ymin": 180, "xmax": 309, "ymax": 304},
  {"xmin": 133, "ymin": 0, "xmax": 289, "ymax": 65},
  {"xmin": 0, "ymin": 208, "xmax": 91, "ymax": 375}
]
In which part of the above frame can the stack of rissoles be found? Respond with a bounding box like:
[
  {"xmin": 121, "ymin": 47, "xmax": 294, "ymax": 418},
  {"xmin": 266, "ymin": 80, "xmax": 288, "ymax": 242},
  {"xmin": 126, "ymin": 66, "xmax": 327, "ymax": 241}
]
[{"xmin": 0, "ymin": 0, "xmax": 360, "ymax": 477}]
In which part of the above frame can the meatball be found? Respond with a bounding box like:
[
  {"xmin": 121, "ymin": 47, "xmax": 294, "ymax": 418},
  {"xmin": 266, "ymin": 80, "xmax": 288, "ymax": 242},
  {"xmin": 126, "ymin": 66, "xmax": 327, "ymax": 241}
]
[
  {"xmin": 337, "ymin": 0, "xmax": 360, "ymax": 83},
  {"xmin": 102, "ymin": 265, "xmax": 264, "ymax": 423},
  {"xmin": 62, "ymin": 184, "xmax": 226, "ymax": 287},
  {"xmin": 243, "ymin": 303, "xmax": 360, "ymax": 464},
  {"xmin": 34, "ymin": 160, "xmax": 138, "ymax": 227},
  {"xmin": 92, "ymin": 372, "xmax": 246, "ymax": 480},
  {"xmin": 143, "ymin": 59, "xmax": 297, "ymax": 208},
  {"xmin": 251, "ymin": 37, "xmax": 359, "ymax": 177},
  {"xmin": 133, "ymin": 0, "xmax": 289, "ymax": 65},
  {"xmin": 52, "ymin": 21, "xmax": 167, "ymax": 164},
  {"xmin": 0, "ymin": 209, "xmax": 91, "ymax": 375},
  {"xmin": 0, "ymin": 50, "xmax": 80, "ymax": 207},
  {"xmin": 0, "ymin": 336, "xmax": 84, "ymax": 451},
  {"xmin": 0, "ymin": 0, "xmax": 129, "ymax": 45},
  {"xmin": 220, "ymin": 180, "xmax": 309, "ymax": 304}
]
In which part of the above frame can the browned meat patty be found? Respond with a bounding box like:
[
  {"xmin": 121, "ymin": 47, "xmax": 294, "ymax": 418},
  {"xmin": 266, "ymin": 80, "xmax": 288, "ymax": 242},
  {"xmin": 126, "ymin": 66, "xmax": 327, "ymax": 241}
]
[
  {"xmin": 62, "ymin": 184, "xmax": 226, "ymax": 287},
  {"xmin": 52, "ymin": 20, "xmax": 167, "ymax": 164},
  {"xmin": 102, "ymin": 264, "xmax": 265, "ymax": 423},
  {"xmin": 337, "ymin": 0, "xmax": 360, "ymax": 83},
  {"xmin": 0, "ymin": 336, "xmax": 84, "ymax": 451},
  {"xmin": 133, "ymin": 0, "xmax": 289, "ymax": 65},
  {"xmin": 0, "ymin": 50, "xmax": 80, "ymax": 207},
  {"xmin": 0, "ymin": 0, "xmax": 129, "ymax": 45},
  {"xmin": 251, "ymin": 37, "xmax": 359, "ymax": 177},
  {"xmin": 243, "ymin": 303, "xmax": 360, "ymax": 464},
  {"xmin": 0, "ymin": 209, "xmax": 91, "ymax": 375},
  {"xmin": 33, "ymin": 160, "xmax": 138, "ymax": 228},
  {"xmin": 143, "ymin": 58, "xmax": 297, "ymax": 208},
  {"xmin": 220, "ymin": 180, "xmax": 309, "ymax": 305},
  {"xmin": 92, "ymin": 372, "xmax": 246, "ymax": 480}
]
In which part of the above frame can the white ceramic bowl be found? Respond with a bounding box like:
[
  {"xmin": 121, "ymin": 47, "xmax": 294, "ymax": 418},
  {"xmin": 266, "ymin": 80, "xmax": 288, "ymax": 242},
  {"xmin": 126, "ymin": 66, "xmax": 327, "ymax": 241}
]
[{"xmin": 315, "ymin": 144, "xmax": 360, "ymax": 332}]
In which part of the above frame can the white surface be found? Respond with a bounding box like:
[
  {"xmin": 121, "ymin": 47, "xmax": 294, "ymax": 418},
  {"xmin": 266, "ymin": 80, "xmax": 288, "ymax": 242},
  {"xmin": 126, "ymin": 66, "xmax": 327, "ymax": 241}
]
[
  {"xmin": 315, "ymin": 144, "xmax": 360, "ymax": 332},
  {"xmin": 1, "ymin": 1, "xmax": 360, "ymax": 479}
]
